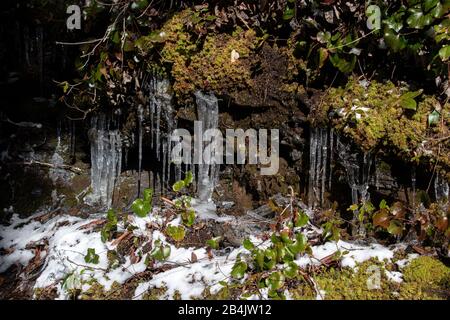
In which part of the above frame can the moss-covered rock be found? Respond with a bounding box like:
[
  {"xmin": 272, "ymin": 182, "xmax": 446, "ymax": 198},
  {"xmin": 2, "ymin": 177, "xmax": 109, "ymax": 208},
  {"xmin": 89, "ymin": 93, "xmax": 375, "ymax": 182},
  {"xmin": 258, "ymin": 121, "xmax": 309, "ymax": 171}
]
[{"xmin": 315, "ymin": 77, "xmax": 450, "ymax": 179}]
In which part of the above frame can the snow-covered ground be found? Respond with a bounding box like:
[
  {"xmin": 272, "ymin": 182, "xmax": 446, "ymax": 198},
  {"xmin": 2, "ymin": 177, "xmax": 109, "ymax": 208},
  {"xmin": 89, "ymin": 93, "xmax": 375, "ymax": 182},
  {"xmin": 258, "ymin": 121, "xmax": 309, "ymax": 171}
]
[{"xmin": 0, "ymin": 208, "xmax": 417, "ymax": 300}]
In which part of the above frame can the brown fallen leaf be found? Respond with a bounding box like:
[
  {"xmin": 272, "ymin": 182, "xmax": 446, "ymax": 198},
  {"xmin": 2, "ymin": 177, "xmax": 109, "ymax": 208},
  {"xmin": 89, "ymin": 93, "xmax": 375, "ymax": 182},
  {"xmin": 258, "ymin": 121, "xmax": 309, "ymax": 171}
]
[
  {"xmin": 78, "ymin": 219, "xmax": 107, "ymax": 230},
  {"xmin": 191, "ymin": 252, "xmax": 198, "ymax": 263},
  {"xmin": 111, "ymin": 231, "xmax": 131, "ymax": 246}
]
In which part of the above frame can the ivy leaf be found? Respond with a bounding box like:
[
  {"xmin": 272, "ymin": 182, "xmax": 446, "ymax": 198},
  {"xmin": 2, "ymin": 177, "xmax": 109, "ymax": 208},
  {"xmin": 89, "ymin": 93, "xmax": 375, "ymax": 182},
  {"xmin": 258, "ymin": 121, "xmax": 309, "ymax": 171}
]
[
  {"xmin": 181, "ymin": 208, "xmax": 196, "ymax": 227},
  {"xmin": 166, "ymin": 225, "xmax": 186, "ymax": 242},
  {"xmin": 172, "ymin": 180, "xmax": 185, "ymax": 192},
  {"xmin": 283, "ymin": 262, "xmax": 299, "ymax": 279},
  {"xmin": 150, "ymin": 240, "xmax": 171, "ymax": 261},
  {"xmin": 143, "ymin": 188, "xmax": 153, "ymax": 203},
  {"xmin": 265, "ymin": 271, "xmax": 285, "ymax": 291},
  {"xmin": 379, "ymin": 199, "xmax": 388, "ymax": 210},
  {"xmin": 131, "ymin": 198, "xmax": 151, "ymax": 217},
  {"xmin": 384, "ymin": 27, "xmax": 407, "ymax": 52},
  {"xmin": 329, "ymin": 54, "xmax": 356, "ymax": 73},
  {"xmin": 263, "ymin": 249, "xmax": 277, "ymax": 270},
  {"xmin": 231, "ymin": 261, "xmax": 247, "ymax": 279},
  {"xmin": 107, "ymin": 208, "xmax": 117, "ymax": 224},
  {"xmin": 295, "ymin": 210, "xmax": 309, "ymax": 227},
  {"xmin": 407, "ymin": 6, "xmax": 434, "ymax": 29},
  {"xmin": 387, "ymin": 220, "xmax": 403, "ymax": 235},
  {"xmin": 243, "ymin": 238, "xmax": 255, "ymax": 250},
  {"xmin": 206, "ymin": 237, "xmax": 221, "ymax": 250},
  {"xmin": 439, "ymin": 45, "xmax": 450, "ymax": 61},
  {"xmin": 399, "ymin": 90, "xmax": 423, "ymax": 110},
  {"xmin": 183, "ymin": 171, "xmax": 193, "ymax": 186},
  {"xmin": 282, "ymin": 7, "xmax": 295, "ymax": 21},
  {"xmin": 288, "ymin": 233, "xmax": 307, "ymax": 254},
  {"xmin": 428, "ymin": 110, "xmax": 441, "ymax": 126},
  {"xmin": 84, "ymin": 248, "xmax": 99, "ymax": 264}
]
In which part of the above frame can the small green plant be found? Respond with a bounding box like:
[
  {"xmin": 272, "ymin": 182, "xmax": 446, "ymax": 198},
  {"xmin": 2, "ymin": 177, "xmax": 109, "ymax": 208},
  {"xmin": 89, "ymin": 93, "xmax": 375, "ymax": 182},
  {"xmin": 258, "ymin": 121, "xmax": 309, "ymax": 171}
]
[
  {"xmin": 172, "ymin": 171, "xmax": 196, "ymax": 227},
  {"xmin": 62, "ymin": 269, "xmax": 85, "ymax": 299},
  {"xmin": 131, "ymin": 188, "xmax": 153, "ymax": 217},
  {"xmin": 101, "ymin": 209, "xmax": 118, "ymax": 243},
  {"xmin": 166, "ymin": 225, "xmax": 186, "ymax": 242},
  {"xmin": 84, "ymin": 248, "xmax": 99, "ymax": 264},
  {"xmin": 206, "ymin": 236, "xmax": 222, "ymax": 250},
  {"xmin": 230, "ymin": 204, "xmax": 312, "ymax": 299},
  {"xmin": 150, "ymin": 239, "xmax": 171, "ymax": 261}
]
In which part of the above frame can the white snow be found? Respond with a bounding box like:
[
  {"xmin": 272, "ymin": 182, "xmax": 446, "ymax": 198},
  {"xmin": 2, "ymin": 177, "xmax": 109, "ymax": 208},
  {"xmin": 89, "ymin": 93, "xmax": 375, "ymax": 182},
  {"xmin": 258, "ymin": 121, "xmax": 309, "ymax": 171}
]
[{"xmin": 0, "ymin": 207, "xmax": 419, "ymax": 300}]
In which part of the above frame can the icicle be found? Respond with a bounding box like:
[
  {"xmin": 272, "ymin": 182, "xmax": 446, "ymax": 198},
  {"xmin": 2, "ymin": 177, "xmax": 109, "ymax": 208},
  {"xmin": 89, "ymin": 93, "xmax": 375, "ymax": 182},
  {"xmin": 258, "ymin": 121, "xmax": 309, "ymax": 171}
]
[
  {"xmin": 86, "ymin": 115, "xmax": 122, "ymax": 208},
  {"xmin": 308, "ymin": 127, "xmax": 318, "ymax": 207},
  {"xmin": 137, "ymin": 106, "xmax": 143, "ymax": 197},
  {"xmin": 195, "ymin": 91, "xmax": 219, "ymax": 203},
  {"xmin": 434, "ymin": 174, "xmax": 449, "ymax": 206},
  {"xmin": 320, "ymin": 129, "xmax": 328, "ymax": 206},
  {"xmin": 147, "ymin": 77, "xmax": 175, "ymax": 192},
  {"xmin": 328, "ymin": 128, "xmax": 334, "ymax": 191},
  {"xmin": 308, "ymin": 127, "xmax": 330, "ymax": 208}
]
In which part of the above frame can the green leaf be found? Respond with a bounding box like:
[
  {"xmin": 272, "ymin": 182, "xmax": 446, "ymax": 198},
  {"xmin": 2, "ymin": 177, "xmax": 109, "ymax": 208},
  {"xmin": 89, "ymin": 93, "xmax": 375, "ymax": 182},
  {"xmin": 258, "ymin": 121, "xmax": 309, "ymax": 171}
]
[
  {"xmin": 288, "ymin": 233, "xmax": 307, "ymax": 255},
  {"xmin": 166, "ymin": 225, "xmax": 186, "ymax": 242},
  {"xmin": 439, "ymin": 45, "xmax": 450, "ymax": 61},
  {"xmin": 329, "ymin": 54, "xmax": 356, "ymax": 73},
  {"xmin": 428, "ymin": 110, "xmax": 441, "ymax": 126},
  {"xmin": 150, "ymin": 240, "xmax": 171, "ymax": 261},
  {"xmin": 84, "ymin": 248, "xmax": 99, "ymax": 264},
  {"xmin": 387, "ymin": 220, "xmax": 403, "ymax": 235},
  {"xmin": 399, "ymin": 90, "xmax": 423, "ymax": 110},
  {"xmin": 181, "ymin": 208, "xmax": 196, "ymax": 227},
  {"xmin": 295, "ymin": 210, "xmax": 309, "ymax": 227},
  {"xmin": 384, "ymin": 27, "xmax": 407, "ymax": 52},
  {"xmin": 131, "ymin": 198, "xmax": 151, "ymax": 217},
  {"xmin": 280, "ymin": 230, "xmax": 292, "ymax": 244},
  {"xmin": 265, "ymin": 271, "xmax": 285, "ymax": 291},
  {"xmin": 379, "ymin": 199, "xmax": 388, "ymax": 209},
  {"xmin": 243, "ymin": 239, "xmax": 255, "ymax": 250},
  {"xmin": 263, "ymin": 249, "xmax": 277, "ymax": 270},
  {"xmin": 206, "ymin": 237, "xmax": 221, "ymax": 250},
  {"xmin": 107, "ymin": 209, "xmax": 117, "ymax": 224},
  {"xmin": 231, "ymin": 261, "xmax": 247, "ymax": 279},
  {"xmin": 143, "ymin": 188, "xmax": 153, "ymax": 202},
  {"xmin": 183, "ymin": 171, "xmax": 193, "ymax": 186},
  {"xmin": 282, "ymin": 7, "xmax": 294, "ymax": 21},
  {"xmin": 283, "ymin": 262, "xmax": 299, "ymax": 279},
  {"xmin": 172, "ymin": 180, "xmax": 185, "ymax": 192},
  {"xmin": 406, "ymin": 6, "xmax": 434, "ymax": 29}
]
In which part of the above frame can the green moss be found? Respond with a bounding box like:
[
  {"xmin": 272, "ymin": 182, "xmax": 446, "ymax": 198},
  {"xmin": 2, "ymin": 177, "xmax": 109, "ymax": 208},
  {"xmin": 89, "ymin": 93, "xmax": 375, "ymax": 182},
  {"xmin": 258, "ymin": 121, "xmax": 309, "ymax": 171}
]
[
  {"xmin": 153, "ymin": 9, "xmax": 258, "ymax": 102},
  {"xmin": 314, "ymin": 260, "xmax": 397, "ymax": 300},
  {"xmin": 142, "ymin": 286, "xmax": 168, "ymax": 300},
  {"xmin": 316, "ymin": 77, "xmax": 450, "ymax": 175},
  {"xmin": 402, "ymin": 256, "xmax": 450, "ymax": 287},
  {"xmin": 400, "ymin": 257, "xmax": 450, "ymax": 300},
  {"xmin": 79, "ymin": 281, "xmax": 125, "ymax": 300}
]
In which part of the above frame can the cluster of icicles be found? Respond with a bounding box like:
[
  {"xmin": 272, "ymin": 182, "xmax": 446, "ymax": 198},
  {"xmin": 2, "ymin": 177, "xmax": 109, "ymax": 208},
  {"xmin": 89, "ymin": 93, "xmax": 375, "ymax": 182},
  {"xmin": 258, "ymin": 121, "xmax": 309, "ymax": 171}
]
[
  {"xmin": 307, "ymin": 126, "xmax": 449, "ymax": 235},
  {"xmin": 87, "ymin": 77, "xmax": 219, "ymax": 208},
  {"xmin": 85, "ymin": 77, "xmax": 449, "ymax": 212}
]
